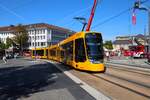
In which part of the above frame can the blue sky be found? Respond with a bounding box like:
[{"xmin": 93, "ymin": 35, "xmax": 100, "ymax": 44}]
[{"xmin": 0, "ymin": 0, "xmax": 150, "ymax": 40}]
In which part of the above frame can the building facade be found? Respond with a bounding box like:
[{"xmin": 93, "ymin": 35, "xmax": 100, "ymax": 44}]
[
  {"xmin": 113, "ymin": 34, "xmax": 150, "ymax": 50},
  {"xmin": 0, "ymin": 23, "xmax": 75, "ymax": 49}
]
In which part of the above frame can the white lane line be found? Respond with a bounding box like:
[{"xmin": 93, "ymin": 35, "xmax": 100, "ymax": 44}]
[{"xmin": 45, "ymin": 60, "xmax": 111, "ymax": 100}]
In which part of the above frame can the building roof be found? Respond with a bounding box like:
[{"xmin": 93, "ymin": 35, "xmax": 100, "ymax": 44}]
[
  {"xmin": 0, "ymin": 26, "xmax": 15, "ymax": 32},
  {"xmin": 0, "ymin": 23, "xmax": 75, "ymax": 33},
  {"xmin": 113, "ymin": 40, "xmax": 132, "ymax": 45},
  {"xmin": 116, "ymin": 34, "xmax": 147, "ymax": 40},
  {"xmin": 135, "ymin": 34, "xmax": 145, "ymax": 39}
]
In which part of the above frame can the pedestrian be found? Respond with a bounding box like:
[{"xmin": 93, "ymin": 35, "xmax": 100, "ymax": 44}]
[
  {"xmin": 3, "ymin": 55, "xmax": 7, "ymax": 63},
  {"xmin": 118, "ymin": 51, "xmax": 121, "ymax": 58},
  {"xmin": 106, "ymin": 51, "xmax": 110, "ymax": 61},
  {"xmin": 14, "ymin": 53, "xmax": 17, "ymax": 59}
]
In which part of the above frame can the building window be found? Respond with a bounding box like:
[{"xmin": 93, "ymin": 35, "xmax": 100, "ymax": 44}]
[
  {"xmin": 38, "ymin": 30, "xmax": 40, "ymax": 34},
  {"xmin": 41, "ymin": 42, "xmax": 43, "ymax": 46},
  {"xmin": 32, "ymin": 36, "xmax": 34, "ymax": 40},
  {"xmin": 32, "ymin": 43, "xmax": 34, "ymax": 46},
  {"xmin": 31, "ymin": 31, "xmax": 33, "ymax": 35},
  {"xmin": 29, "ymin": 42, "xmax": 31, "ymax": 46},
  {"xmin": 41, "ymin": 42, "xmax": 45, "ymax": 46}
]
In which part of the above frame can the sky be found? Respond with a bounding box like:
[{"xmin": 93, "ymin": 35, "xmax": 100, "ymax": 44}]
[{"xmin": 0, "ymin": 0, "xmax": 150, "ymax": 41}]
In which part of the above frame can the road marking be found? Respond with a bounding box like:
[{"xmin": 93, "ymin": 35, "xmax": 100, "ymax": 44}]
[{"xmin": 45, "ymin": 60, "xmax": 111, "ymax": 100}]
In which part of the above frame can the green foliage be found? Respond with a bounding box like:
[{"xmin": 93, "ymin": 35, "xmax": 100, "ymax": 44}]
[
  {"xmin": 13, "ymin": 24, "xmax": 29, "ymax": 50},
  {"xmin": 0, "ymin": 41, "xmax": 6, "ymax": 49},
  {"xmin": 104, "ymin": 40, "xmax": 113, "ymax": 50},
  {"xmin": 6, "ymin": 37, "xmax": 13, "ymax": 49}
]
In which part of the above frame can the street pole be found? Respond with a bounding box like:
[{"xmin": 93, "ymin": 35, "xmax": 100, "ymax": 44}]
[
  {"xmin": 21, "ymin": 35, "xmax": 22, "ymax": 56},
  {"xmin": 133, "ymin": 1, "xmax": 150, "ymax": 53}
]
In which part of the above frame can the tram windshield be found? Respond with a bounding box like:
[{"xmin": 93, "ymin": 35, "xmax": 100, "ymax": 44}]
[{"xmin": 85, "ymin": 33, "xmax": 104, "ymax": 62}]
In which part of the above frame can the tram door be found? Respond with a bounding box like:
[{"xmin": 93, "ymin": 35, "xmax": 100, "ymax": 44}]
[
  {"xmin": 62, "ymin": 41, "xmax": 73, "ymax": 65},
  {"xmin": 75, "ymin": 38, "xmax": 86, "ymax": 62}
]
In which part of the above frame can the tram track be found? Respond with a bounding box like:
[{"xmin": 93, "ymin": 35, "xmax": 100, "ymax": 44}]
[
  {"xmin": 106, "ymin": 63, "xmax": 150, "ymax": 76},
  {"xmin": 57, "ymin": 61, "xmax": 150, "ymax": 99},
  {"xmin": 90, "ymin": 67, "xmax": 150, "ymax": 99},
  {"xmin": 91, "ymin": 73, "xmax": 150, "ymax": 99},
  {"xmin": 46, "ymin": 60, "xmax": 150, "ymax": 100},
  {"xmin": 106, "ymin": 65, "xmax": 150, "ymax": 76},
  {"xmin": 104, "ymin": 72, "xmax": 150, "ymax": 88}
]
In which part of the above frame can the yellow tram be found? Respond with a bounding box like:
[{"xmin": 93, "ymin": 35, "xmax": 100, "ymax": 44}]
[
  {"xmin": 48, "ymin": 31, "xmax": 105, "ymax": 72},
  {"xmin": 31, "ymin": 47, "xmax": 48, "ymax": 59},
  {"xmin": 31, "ymin": 0, "xmax": 105, "ymax": 72}
]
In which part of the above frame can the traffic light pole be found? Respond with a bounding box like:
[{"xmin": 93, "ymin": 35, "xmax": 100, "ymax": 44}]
[{"xmin": 142, "ymin": 8, "xmax": 150, "ymax": 53}]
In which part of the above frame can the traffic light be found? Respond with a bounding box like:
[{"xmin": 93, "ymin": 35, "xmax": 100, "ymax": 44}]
[{"xmin": 134, "ymin": 1, "xmax": 140, "ymax": 9}]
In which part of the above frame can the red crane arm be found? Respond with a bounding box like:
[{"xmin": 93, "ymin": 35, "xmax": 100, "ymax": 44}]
[{"xmin": 86, "ymin": 0, "xmax": 98, "ymax": 31}]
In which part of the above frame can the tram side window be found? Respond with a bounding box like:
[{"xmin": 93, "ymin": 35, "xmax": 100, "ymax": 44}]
[
  {"xmin": 61, "ymin": 41, "xmax": 73, "ymax": 60},
  {"xmin": 75, "ymin": 38, "xmax": 86, "ymax": 62},
  {"xmin": 60, "ymin": 51, "xmax": 64, "ymax": 58},
  {"xmin": 50, "ymin": 50, "xmax": 56, "ymax": 56},
  {"xmin": 32, "ymin": 50, "xmax": 36, "ymax": 56},
  {"xmin": 36, "ymin": 50, "xmax": 44, "ymax": 56},
  {"xmin": 67, "ymin": 41, "xmax": 73, "ymax": 60}
]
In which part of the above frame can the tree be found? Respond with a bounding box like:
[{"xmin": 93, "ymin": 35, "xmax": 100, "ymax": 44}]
[
  {"xmin": 13, "ymin": 24, "xmax": 28, "ymax": 55},
  {"xmin": 0, "ymin": 41, "xmax": 6, "ymax": 49},
  {"xmin": 104, "ymin": 40, "xmax": 113, "ymax": 50},
  {"xmin": 6, "ymin": 37, "xmax": 13, "ymax": 49}
]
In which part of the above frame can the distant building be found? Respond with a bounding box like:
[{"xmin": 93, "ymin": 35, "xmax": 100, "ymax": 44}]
[
  {"xmin": 113, "ymin": 34, "xmax": 150, "ymax": 50},
  {"xmin": 0, "ymin": 23, "xmax": 75, "ymax": 49}
]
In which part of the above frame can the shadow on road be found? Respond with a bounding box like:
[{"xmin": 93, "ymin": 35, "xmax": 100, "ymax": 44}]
[{"xmin": 0, "ymin": 62, "xmax": 61, "ymax": 100}]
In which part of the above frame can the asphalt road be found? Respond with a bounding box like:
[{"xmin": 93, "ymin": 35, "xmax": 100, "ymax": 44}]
[{"xmin": 0, "ymin": 58, "xmax": 95, "ymax": 100}]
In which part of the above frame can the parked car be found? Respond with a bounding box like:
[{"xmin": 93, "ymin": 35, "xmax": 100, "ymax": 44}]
[{"xmin": 23, "ymin": 51, "xmax": 31, "ymax": 57}]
